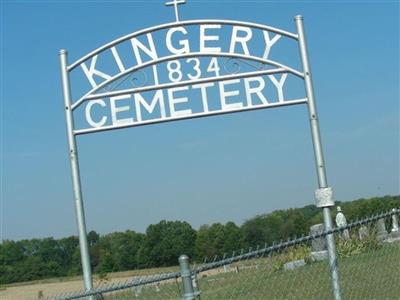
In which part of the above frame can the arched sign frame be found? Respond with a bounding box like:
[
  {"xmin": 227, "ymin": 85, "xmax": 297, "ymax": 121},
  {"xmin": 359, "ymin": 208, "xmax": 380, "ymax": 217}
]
[{"xmin": 59, "ymin": 9, "xmax": 342, "ymax": 300}]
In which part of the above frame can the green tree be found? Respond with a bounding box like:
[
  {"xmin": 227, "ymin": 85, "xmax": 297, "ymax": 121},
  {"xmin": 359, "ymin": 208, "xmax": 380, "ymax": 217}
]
[
  {"xmin": 96, "ymin": 230, "xmax": 145, "ymax": 272},
  {"xmin": 242, "ymin": 209, "xmax": 308, "ymax": 247},
  {"xmin": 142, "ymin": 220, "xmax": 197, "ymax": 267},
  {"xmin": 0, "ymin": 195, "xmax": 398, "ymax": 284},
  {"xmin": 195, "ymin": 222, "xmax": 243, "ymax": 261},
  {"xmin": 87, "ymin": 231, "xmax": 100, "ymax": 247}
]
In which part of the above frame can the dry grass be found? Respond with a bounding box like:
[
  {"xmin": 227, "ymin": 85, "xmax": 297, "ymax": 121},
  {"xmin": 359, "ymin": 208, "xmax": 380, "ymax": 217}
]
[{"xmin": 0, "ymin": 266, "xmax": 179, "ymax": 300}]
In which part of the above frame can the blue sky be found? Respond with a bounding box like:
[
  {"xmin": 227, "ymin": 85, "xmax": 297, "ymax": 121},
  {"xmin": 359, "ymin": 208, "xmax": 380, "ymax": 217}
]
[{"xmin": 1, "ymin": 0, "xmax": 399, "ymax": 240}]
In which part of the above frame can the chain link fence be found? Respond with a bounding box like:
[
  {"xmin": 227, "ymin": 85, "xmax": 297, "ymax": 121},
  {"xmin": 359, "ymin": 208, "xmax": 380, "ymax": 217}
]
[{"xmin": 45, "ymin": 209, "xmax": 399, "ymax": 300}]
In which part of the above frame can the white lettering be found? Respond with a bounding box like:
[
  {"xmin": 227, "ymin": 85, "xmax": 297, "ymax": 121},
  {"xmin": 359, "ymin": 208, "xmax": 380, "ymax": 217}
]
[
  {"xmin": 110, "ymin": 94, "xmax": 134, "ymax": 125},
  {"xmin": 111, "ymin": 46, "xmax": 126, "ymax": 72},
  {"xmin": 269, "ymin": 73, "xmax": 287, "ymax": 102},
  {"xmin": 244, "ymin": 77, "xmax": 268, "ymax": 106},
  {"xmin": 166, "ymin": 27, "xmax": 190, "ymax": 54},
  {"xmin": 167, "ymin": 60, "xmax": 183, "ymax": 82},
  {"xmin": 152, "ymin": 65, "xmax": 159, "ymax": 85},
  {"xmin": 131, "ymin": 33, "xmax": 158, "ymax": 65},
  {"xmin": 187, "ymin": 58, "xmax": 201, "ymax": 80},
  {"xmin": 207, "ymin": 58, "xmax": 220, "ymax": 76},
  {"xmin": 134, "ymin": 90, "xmax": 166, "ymax": 122},
  {"xmin": 262, "ymin": 31, "xmax": 281, "ymax": 59},
  {"xmin": 168, "ymin": 86, "xmax": 192, "ymax": 117},
  {"xmin": 200, "ymin": 24, "xmax": 222, "ymax": 53},
  {"xmin": 81, "ymin": 55, "xmax": 112, "ymax": 88},
  {"xmin": 229, "ymin": 26, "xmax": 253, "ymax": 55},
  {"xmin": 219, "ymin": 79, "xmax": 242, "ymax": 110},
  {"xmin": 192, "ymin": 82, "xmax": 214, "ymax": 112},
  {"xmin": 85, "ymin": 100, "xmax": 107, "ymax": 128}
]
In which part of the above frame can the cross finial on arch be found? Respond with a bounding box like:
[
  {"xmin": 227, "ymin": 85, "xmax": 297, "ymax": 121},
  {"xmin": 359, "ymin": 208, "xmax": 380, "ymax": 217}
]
[{"xmin": 165, "ymin": 0, "xmax": 186, "ymax": 22}]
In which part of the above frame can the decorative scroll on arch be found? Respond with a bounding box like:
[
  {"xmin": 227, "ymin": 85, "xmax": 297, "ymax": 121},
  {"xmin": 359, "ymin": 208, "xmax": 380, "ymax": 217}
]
[{"xmin": 72, "ymin": 52, "xmax": 303, "ymax": 110}]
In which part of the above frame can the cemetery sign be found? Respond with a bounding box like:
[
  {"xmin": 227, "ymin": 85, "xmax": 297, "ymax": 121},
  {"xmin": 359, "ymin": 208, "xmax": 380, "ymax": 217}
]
[{"xmin": 59, "ymin": 1, "xmax": 342, "ymax": 299}]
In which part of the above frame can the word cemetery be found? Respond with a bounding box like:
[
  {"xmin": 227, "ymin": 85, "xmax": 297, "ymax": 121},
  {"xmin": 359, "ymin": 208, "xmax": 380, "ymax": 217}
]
[{"xmin": 84, "ymin": 73, "xmax": 292, "ymax": 129}]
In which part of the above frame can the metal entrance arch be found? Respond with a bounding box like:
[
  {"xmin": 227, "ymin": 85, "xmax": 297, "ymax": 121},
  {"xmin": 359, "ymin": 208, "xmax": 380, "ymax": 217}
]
[{"xmin": 59, "ymin": 12, "xmax": 342, "ymax": 300}]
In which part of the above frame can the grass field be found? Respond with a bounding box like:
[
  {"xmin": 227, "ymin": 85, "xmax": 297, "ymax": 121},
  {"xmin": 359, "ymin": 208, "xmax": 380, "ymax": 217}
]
[
  {"xmin": 98, "ymin": 242, "xmax": 399, "ymax": 300},
  {"xmin": 1, "ymin": 242, "xmax": 399, "ymax": 300},
  {"xmin": 197, "ymin": 243, "xmax": 400, "ymax": 299}
]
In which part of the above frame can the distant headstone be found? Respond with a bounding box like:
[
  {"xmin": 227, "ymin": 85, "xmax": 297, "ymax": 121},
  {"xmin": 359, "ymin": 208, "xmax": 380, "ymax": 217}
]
[
  {"xmin": 309, "ymin": 223, "xmax": 328, "ymax": 261},
  {"xmin": 387, "ymin": 209, "xmax": 400, "ymax": 242},
  {"xmin": 284, "ymin": 259, "xmax": 306, "ymax": 270},
  {"xmin": 192, "ymin": 275, "xmax": 198, "ymax": 288},
  {"xmin": 376, "ymin": 219, "xmax": 388, "ymax": 241},
  {"xmin": 310, "ymin": 224, "xmax": 327, "ymax": 251},
  {"xmin": 358, "ymin": 226, "xmax": 369, "ymax": 240},
  {"xmin": 391, "ymin": 209, "xmax": 399, "ymax": 233},
  {"xmin": 134, "ymin": 285, "xmax": 143, "ymax": 297},
  {"xmin": 310, "ymin": 251, "xmax": 329, "ymax": 261},
  {"xmin": 335, "ymin": 206, "xmax": 350, "ymax": 240}
]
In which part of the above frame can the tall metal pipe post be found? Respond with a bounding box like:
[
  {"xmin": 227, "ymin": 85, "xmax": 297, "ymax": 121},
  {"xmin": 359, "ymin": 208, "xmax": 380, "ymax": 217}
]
[
  {"xmin": 59, "ymin": 49, "xmax": 94, "ymax": 297},
  {"xmin": 294, "ymin": 16, "xmax": 342, "ymax": 300}
]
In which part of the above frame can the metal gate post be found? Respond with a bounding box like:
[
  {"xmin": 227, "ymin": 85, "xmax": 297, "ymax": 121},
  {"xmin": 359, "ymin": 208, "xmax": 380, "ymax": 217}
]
[
  {"xmin": 294, "ymin": 16, "xmax": 342, "ymax": 300},
  {"xmin": 178, "ymin": 255, "xmax": 195, "ymax": 300},
  {"xmin": 59, "ymin": 49, "xmax": 94, "ymax": 298}
]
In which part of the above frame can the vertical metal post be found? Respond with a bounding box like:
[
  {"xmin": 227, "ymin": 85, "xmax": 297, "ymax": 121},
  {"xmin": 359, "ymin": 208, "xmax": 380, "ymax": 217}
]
[
  {"xmin": 178, "ymin": 255, "xmax": 195, "ymax": 300},
  {"xmin": 59, "ymin": 49, "xmax": 94, "ymax": 297},
  {"xmin": 295, "ymin": 16, "xmax": 342, "ymax": 300}
]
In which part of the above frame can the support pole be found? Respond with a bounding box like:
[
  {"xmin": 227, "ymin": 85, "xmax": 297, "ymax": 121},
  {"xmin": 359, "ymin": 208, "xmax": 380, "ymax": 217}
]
[
  {"xmin": 178, "ymin": 255, "xmax": 195, "ymax": 300},
  {"xmin": 59, "ymin": 49, "xmax": 94, "ymax": 297},
  {"xmin": 294, "ymin": 16, "xmax": 342, "ymax": 300}
]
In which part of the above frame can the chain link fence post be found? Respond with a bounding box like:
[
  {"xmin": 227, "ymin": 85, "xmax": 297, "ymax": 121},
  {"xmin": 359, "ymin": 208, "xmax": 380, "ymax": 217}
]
[{"xmin": 179, "ymin": 255, "xmax": 196, "ymax": 300}]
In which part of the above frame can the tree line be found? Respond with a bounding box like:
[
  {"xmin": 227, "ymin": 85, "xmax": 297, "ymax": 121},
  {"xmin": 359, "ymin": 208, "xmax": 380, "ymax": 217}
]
[{"xmin": 1, "ymin": 195, "xmax": 399, "ymax": 284}]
